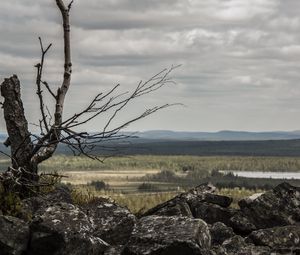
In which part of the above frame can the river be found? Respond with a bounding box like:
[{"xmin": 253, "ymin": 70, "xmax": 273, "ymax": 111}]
[{"xmin": 220, "ymin": 170, "xmax": 300, "ymax": 179}]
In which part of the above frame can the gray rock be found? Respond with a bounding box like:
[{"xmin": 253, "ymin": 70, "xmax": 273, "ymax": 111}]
[
  {"xmin": 181, "ymin": 184, "xmax": 231, "ymax": 207},
  {"xmin": 202, "ymin": 193, "xmax": 233, "ymax": 208},
  {"xmin": 238, "ymin": 183, "xmax": 300, "ymax": 229},
  {"xmin": 191, "ymin": 202, "xmax": 237, "ymax": 226},
  {"xmin": 122, "ymin": 215, "xmax": 211, "ymax": 255},
  {"xmin": 238, "ymin": 192, "xmax": 264, "ymax": 208},
  {"xmin": 143, "ymin": 183, "xmax": 232, "ymax": 218},
  {"xmin": 222, "ymin": 235, "xmax": 271, "ymax": 255},
  {"xmin": 209, "ymin": 222, "xmax": 235, "ymax": 245},
  {"xmin": 28, "ymin": 202, "xmax": 109, "ymax": 255},
  {"xmin": 20, "ymin": 185, "xmax": 73, "ymax": 221},
  {"xmin": 143, "ymin": 197, "xmax": 193, "ymax": 217},
  {"xmin": 248, "ymin": 225, "xmax": 300, "ymax": 251},
  {"xmin": 229, "ymin": 213, "xmax": 257, "ymax": 235},
  {"xmin": 104, "ymin": 245, "xmax": 124, "ymax": 255},
  {"xmin": 81, "ymin": 197, "xmax": 136, "ymax": 245},
  {"xmin": 0, "ymin": 215, "xmax": 29, "ymax": 255}
]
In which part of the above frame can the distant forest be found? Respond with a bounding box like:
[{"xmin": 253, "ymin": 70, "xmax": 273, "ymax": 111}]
[
  {"xmin": 50, "ymin": 139, "xmax": 300, "ymax": 157},
  {"xmin": 2, "ymin": 138, "xmax": 300, "ymax": 158}
]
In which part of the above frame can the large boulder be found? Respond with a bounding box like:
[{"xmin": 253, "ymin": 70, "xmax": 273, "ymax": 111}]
[
  {"xmin": 228, "ymin": 213, "xmax": 257, "ymax": 235},
  {"xmin": 209, "ymin": 222, "xmax": 235, "ymax": 245},
  {"xmin": 142, "ymin": 196, "xmax": 193, "ymax": 217},
  {"xmin": 81, "ymin": 197, "xmax": 136, "ymax": 245},
  {"xmin": 247, "ymin": 225, "xmax": 300, "ymax": 252},
  {"xmin": 20, "ymin": 185, "xmax": 73, "ymax": 221},
  {"xmin": 143, "ymin": 183, "xmax": 232, "ymax": 218},
  {"xmin": 0, "ymin": 215, "xmax": 29, "ymax": 255},
  {"xmin": 190, "ymin": 202, "xmax": 236, "ymax": 226},
  {"xmin": 221, "ymin": 235, "xmax": 271, "ymax": 255},
  {"xmin": 28, "ymin": 202, "xmax": 109, "ymax": 255},
  {"xmin": 122, "ymin": 215, "xmax": 211, "ymax": 255},
  {"xmin": 238, "ymin": 183, "xmax": 300, "ymax": 229},
  {"xmin": 104, "ymin": 246, "xmax": 124, "ymax": 255}
]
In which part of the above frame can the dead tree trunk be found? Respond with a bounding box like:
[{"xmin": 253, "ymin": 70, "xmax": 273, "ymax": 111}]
[
  {"xmin": 0, "ymin": 75, "xmax": 36, "ymax": 173},
  {"xmin": 0, "ymin": 0, "xmax": 178, "ymax": 196}
]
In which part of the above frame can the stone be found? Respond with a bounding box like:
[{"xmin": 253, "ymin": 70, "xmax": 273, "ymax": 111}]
[
  {"xmin": 209, "ymin": 222, "xmax": 235, "ymax": 245},
  {"xmin": 28, "ymin": 202, "xmax": 109, "ymax": 255},
  {"xmin": 104, "ymin": 246, "xmax": 124, "ymax": 255},
  {"xmin": 222, "ymin": 235, "xmax": 271, "ymax": 255},
  {"xmin": 247, "ymin": 225, "xmax": 300, "ymax": 251},
  {"xmin": 191, "ymin": 202, "xmax": 237, "ymax": 226},
  {"xmin": 0, "ymin": 215, "xmax": 29, "ymax": 255},
  {"xmin": 122, "ymin": 215, "xmax": 211, "ymax": 255},
  {"xmin": 81, "ymin": 197, "xmax": 136, "ymax": 245},
  {"xmin": 229, "ymin": 213, "xmax": 257, "ymax": 235},
  {"xmin": 201, "ymin": 193, "xmax": 233, "ymax": 208},
  {"xmin": 238, "ymin": 183, "xmax": 300, "ymax": 229},
  {"xmin": 143, "ymin": 183, "xmax": 232, "ymax": 218},
  {"xmin": 20, "ymin": 185, "xmax": 73, "ymax": 221},
  {"xmin": 238, "ymin": 192, "xmax": 264, "ymax": 208},
  {"xmin": 143, "ymin": 197, "xmax": 193, "ymax": 217}
]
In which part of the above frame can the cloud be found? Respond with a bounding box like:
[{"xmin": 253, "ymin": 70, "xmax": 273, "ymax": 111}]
[{"xmin": 1, "ymin": 0, "xmax": 300, "ymax": 132}]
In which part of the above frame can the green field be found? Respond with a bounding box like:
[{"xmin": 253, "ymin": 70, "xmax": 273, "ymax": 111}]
[
  {"xmin": 30, "ymin": 155, "xmax": 300, "ymax": 193},
  {"xmin": 2, "ymin": 154, "xmax": 300, "ymax": 213},
  {"xmin": 37, "ymin": 155, "xmax": 300, "ymax": 172}
]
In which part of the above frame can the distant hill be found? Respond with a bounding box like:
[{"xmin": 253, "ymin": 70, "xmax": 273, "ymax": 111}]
[
  {"xmin": 2, "ymin": 131, "xmax": 300, "ymax": 158},
  {"xmin": 2, "ymin": 130, "xmax": 300, "ymax": 142},
  {"xmin": 135, "ymin": 130, "xmax": 300, "ymax": 141}
]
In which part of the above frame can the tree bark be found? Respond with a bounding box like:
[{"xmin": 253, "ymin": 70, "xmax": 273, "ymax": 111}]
[{"xmin": 0, "ymin": 75, "xmax": 35, "ymax": 173}]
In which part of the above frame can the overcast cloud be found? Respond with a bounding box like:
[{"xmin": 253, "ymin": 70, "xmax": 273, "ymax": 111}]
[{"xmin": 1, "ymin": 0, "xmax": 300, "ymax": 132}]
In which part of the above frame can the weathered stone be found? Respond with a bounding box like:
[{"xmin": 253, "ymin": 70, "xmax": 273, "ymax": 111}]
[
  {"xmin": 209, "ymin": 222, "xmax": 235, "ymax": 245},
  {"xmin": 28, "ymin": 202, "xmax": 109, "ymax": 255},
  {"xmin": 143, "ymin": 183, "xmax": 231, "ymax": 218},
  {"xmin": 122, "ymin": 215, "xmax": 211, "ymax": 255},
  {"xmin": 0, "ymin": 215, "xmax": 29, "ymax": 255},
  {"xmin": 238, "ymin": 183, "xmax": 300, "ymax": 229},
  {"xmin": 180, "ymin": 183, "xmax": 224, "ymax": 206},
  {"xmin": 104, "ymin": 245, "xmax": 124, "ymax": 255},
  {"xmin": 238, "ymin": 192, "xmax": 264, "ymax": 208},
  {"xmin": 222, "ymin": 235, "xmax": 271, "ymax": 255},
  {"xmin": 21, "ymin": 185, "xmax": 73, "ymax": 221},
  {"xmin": 81, "ymin": 197, "xmax": 136, "ymax": 245},
  {"xmin": 143, "ymin": 197, "xmax": 193, "ymax": 217},
  {"xmin": 229, "ymin": 213, "xmax": 257, "ymax": 235},
  {"xmin": 202, "ymin": 193, "xmax": 233, "ymax": 208},
  {"xmin": 191, "ymin": 202, "xmax": 237, "ymax": 226},
  {"xmin": 247, "ymin": 225, "xmax": 300, "ymax": 250}
]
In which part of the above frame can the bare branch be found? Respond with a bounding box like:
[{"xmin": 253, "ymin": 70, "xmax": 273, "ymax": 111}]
[
  {"xmin": 68, "ymin": 0, "xmax": 74, "ymax": 12},
  {"xmin": 42, "ymin": 81, "xmax": 57, "ymax": 99},
  {"xmin": 35, "ymin": 37, "xmax": 52, "ymax": 133}
]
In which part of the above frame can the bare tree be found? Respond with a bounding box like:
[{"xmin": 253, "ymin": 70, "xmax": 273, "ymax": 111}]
[{"xmin": 0, "ymin": 0, "xmax": 177, "ymax": 195}]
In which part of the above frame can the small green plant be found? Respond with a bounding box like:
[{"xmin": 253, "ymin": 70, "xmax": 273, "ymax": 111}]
[{"xmin": 0, "ymin": 183, "xmax": 23, "ymax": 217}]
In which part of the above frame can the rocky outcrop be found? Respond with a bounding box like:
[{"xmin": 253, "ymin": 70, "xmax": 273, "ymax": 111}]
[
  {"xmin": 247, "ymin": 225, "xmax": 300, "ymax": 251},
  {"xmin": 236, "ymin": 182, "xmax": 300, "ymax": 229},
  {"xmin": 191, "ymin": 202, "xmax": 236, "ymax": 226},
  {"xmin": 28, "ymin": 202, "xmax": 109, "ymax": 255},
  {"xmin": 0, "ymin": 215, "xmax": 29, "ymax": 255},
  {"xmin": 209, "ymin": 222, "xmax": 235, "ymax": 245},
  {"xmin": 81, "ymin": 197, "xmax": 136, "ymax": 245},
  {"xmin": 122, "ymin": 215, "xmax": 211, "ymax": 255},
  {"xmin": 20, "ymin": 185, "xmax": 73, "ymax": 221},
  {"xmin": 143, "ymin": 183, "xmax": 233, "ymax": 221},
  {"xmin": 220, "ymin": 235, "xmax": 271, "ymax": 255},
  {"xmin": 0, "ymin": 182, "xmax": 299, "ymax": 255}
]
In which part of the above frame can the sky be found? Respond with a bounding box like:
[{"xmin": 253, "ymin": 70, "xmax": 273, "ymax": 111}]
[{"xmin": 1, "ymin": 0, "xmax": 300, "ymax": 132}]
